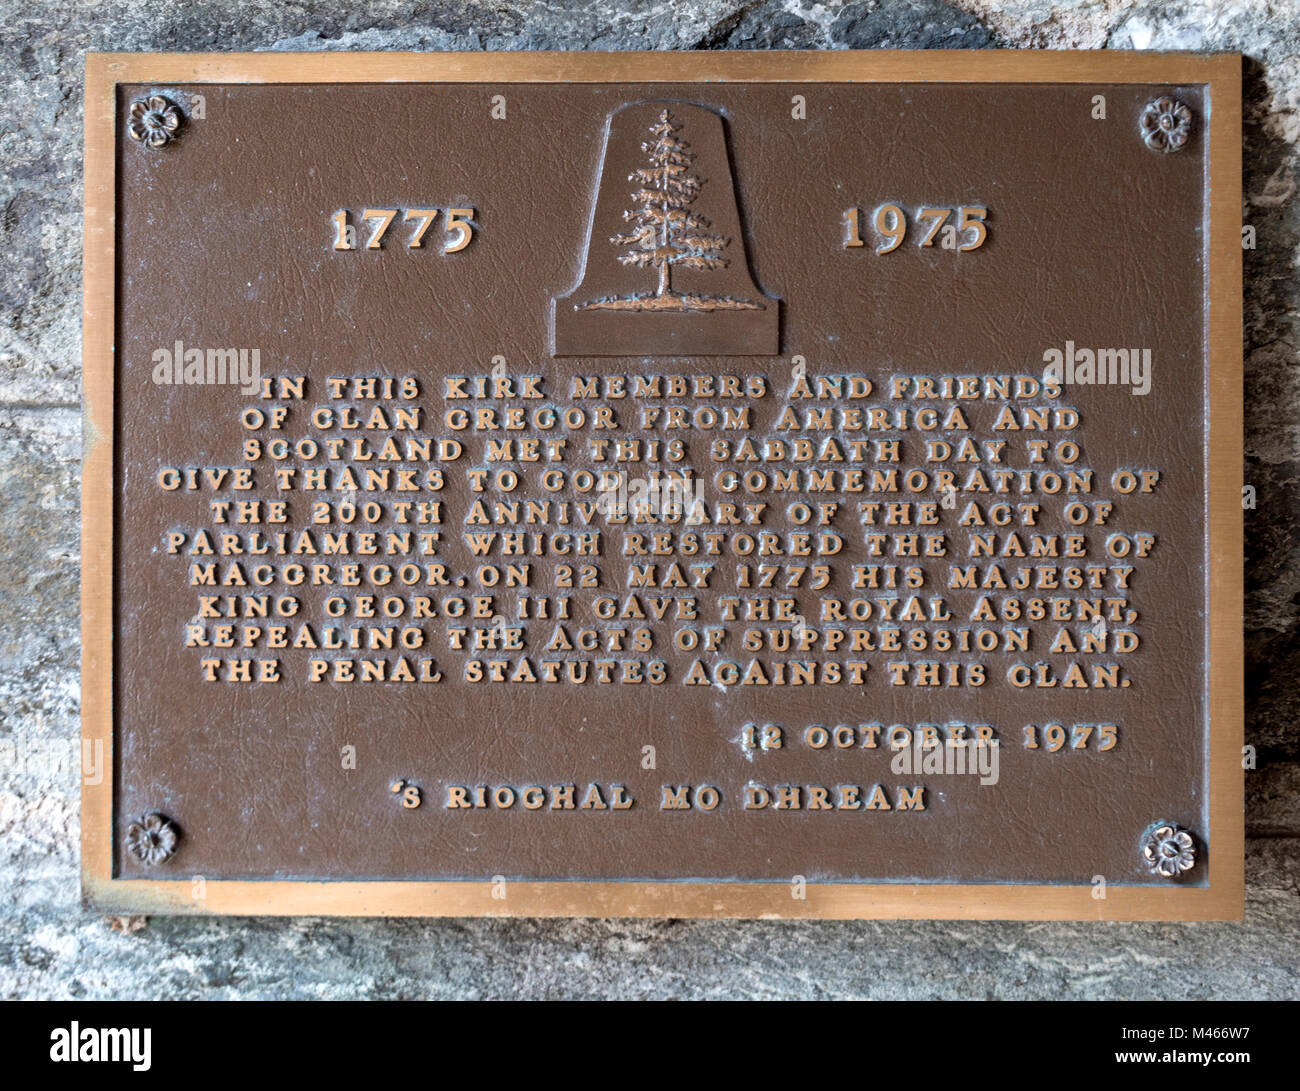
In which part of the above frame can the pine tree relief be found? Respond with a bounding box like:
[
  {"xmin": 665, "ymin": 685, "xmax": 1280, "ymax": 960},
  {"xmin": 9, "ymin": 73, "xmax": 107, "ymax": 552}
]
[{"xmin": 577, "ymin": 110, "xmax": 763, "ymax": 312}]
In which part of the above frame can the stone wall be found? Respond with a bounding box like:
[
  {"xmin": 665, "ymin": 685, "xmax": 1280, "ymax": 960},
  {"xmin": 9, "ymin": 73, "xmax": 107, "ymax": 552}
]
[{"xmin": 1, "ymin": 1, "xmax": 1296, "ymax": 999}]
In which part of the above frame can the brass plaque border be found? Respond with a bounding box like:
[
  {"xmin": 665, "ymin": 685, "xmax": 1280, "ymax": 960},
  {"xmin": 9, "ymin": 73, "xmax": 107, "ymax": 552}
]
[{"xmin": 82, "ymin": 50, "xmax": 1243, "ymax": 920}]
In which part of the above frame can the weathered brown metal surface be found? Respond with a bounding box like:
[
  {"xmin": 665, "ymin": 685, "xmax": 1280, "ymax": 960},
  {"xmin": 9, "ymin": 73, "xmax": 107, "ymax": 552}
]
[{"xmin": 82, "ymin": 51, "xmax": 1243, "ymax": 919}]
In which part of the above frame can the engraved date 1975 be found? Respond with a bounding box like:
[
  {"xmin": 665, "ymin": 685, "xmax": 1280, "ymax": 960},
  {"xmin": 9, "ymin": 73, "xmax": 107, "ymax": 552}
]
[{"xmin": 844, "ymin": 204, "xmax": 988, "ymax": 253}]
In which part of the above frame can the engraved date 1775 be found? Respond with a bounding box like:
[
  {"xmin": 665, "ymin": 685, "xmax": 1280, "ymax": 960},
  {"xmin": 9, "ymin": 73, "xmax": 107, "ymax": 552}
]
[{"xmin": 331, "ymin": 206, "xmax": 476, "ymax": 252}]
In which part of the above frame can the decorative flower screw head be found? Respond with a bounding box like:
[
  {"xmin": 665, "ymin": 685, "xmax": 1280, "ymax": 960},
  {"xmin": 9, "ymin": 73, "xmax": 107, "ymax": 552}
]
[
  {"xmin": 1140, "ymin": 97, "xmax": 1192, "ymax": 153},
  {"xmin": 125, "ymin": 813, "xmax": 179, "ymax": 866},
  {"xmin": 1141, "ymin": 822, "xmax": 1196, "ymax": 877},
  {"xmin": 127, "ymin": 95, "xmax": 182, "ymax": 148}
]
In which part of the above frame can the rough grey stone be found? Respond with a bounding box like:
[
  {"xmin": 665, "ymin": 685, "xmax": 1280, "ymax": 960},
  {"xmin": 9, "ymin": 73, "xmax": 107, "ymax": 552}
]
[
  {"xmin": 1248, "ymin": 760, "xmax": 1300, "ymax": 836},
  {"xmin": 4, "ymin": 841, "xmax": 1298, "ymax": 999},
  {"xmin": 830, "ymin": 0, "xmax": 998, "ymax": 49},
  {"xmin": 0, "ymin": 0, "xmax": 1296, "ymax": 999}
]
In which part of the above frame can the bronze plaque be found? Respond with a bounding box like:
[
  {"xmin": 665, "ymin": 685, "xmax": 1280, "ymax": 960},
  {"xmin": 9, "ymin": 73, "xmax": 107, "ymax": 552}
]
[{"xmin": 83, "ymin": 51, "xmax": 1243, "ymax": 920}]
